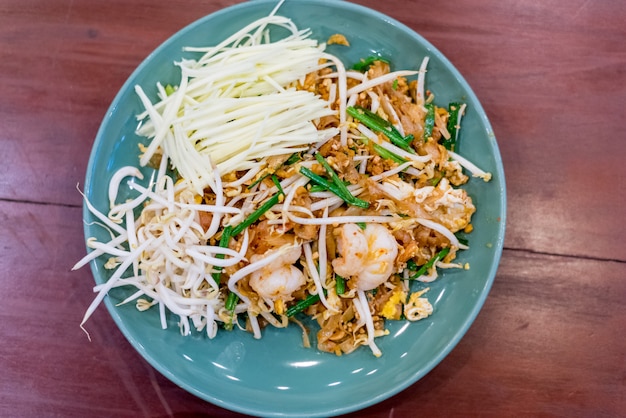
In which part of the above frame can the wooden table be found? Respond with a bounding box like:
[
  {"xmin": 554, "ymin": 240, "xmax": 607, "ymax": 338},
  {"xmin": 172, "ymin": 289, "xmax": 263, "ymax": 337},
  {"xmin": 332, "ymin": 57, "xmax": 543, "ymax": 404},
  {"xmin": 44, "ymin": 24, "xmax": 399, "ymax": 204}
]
[{"xmin": 2, "ymin": 0, "xmax": 625, "ymax": 416}]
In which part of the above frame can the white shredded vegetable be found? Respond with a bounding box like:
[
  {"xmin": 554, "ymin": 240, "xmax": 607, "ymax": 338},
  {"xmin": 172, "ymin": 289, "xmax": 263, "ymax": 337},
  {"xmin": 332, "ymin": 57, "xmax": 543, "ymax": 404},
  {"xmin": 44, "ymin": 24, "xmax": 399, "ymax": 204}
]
[{"xmin": 135, "ymin": 15, "xmax": 337, "ymax": 194}]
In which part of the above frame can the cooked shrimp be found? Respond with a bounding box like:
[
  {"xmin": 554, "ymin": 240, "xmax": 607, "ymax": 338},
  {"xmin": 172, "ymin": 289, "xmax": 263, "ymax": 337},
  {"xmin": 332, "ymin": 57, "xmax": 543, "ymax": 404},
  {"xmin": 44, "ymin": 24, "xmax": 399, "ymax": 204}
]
[
  {"xmin": 249, "ymin": 245, "xmax": 305, "ymax": 302},
  {"xmin": 331, "ymin": 223, "xmax": 368, "ymax": 276},
  {"xmin": 331, "ymin": 223, "xmax": 399, "ymax": 291}
]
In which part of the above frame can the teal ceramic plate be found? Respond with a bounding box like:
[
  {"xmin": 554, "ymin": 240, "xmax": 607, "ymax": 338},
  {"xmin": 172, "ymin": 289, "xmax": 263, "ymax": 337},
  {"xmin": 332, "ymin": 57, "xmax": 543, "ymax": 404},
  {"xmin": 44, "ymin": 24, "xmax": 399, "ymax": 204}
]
[{"xmin": 83, "ymin": 1, "xmax": 506, "ymax": 416}]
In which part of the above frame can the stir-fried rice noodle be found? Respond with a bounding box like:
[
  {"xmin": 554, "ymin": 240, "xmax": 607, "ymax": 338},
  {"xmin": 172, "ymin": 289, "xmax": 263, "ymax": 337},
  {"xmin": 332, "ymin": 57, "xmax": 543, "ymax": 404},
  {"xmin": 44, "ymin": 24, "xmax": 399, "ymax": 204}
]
[{"xmin": 75, "ymin": 7, "xmax": 491, "ymax": 357}]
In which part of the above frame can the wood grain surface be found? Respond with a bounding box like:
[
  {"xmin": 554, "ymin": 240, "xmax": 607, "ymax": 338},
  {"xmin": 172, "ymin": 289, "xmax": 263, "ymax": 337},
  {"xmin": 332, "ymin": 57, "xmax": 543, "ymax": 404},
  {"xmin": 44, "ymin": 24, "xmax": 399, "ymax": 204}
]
[{"xmin": 1, "ymin": 0, "xmax": 625, "ymax": 416}]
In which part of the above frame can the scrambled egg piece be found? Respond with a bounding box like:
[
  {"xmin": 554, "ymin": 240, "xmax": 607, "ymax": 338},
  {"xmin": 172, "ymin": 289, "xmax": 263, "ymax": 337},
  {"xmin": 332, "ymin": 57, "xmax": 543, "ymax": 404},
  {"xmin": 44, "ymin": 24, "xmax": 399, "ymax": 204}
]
[
  {"xmin": 104, "ymin": 257, "xmax": 119, "ymax": 269},
  {"xmin": 404, "ymin": 288, "xmax": 433, "ymax": 321},
  {"xmin": 381, "ymin": 288, "xmax": 407, "ymax": 320}
]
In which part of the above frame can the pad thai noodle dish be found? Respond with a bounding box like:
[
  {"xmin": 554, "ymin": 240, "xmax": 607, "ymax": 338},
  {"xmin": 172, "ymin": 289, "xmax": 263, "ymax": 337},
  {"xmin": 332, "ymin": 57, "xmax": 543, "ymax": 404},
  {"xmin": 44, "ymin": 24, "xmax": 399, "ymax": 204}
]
[{"xmin": 75, "ymin": 5, "xmax": 492, "ymax": 357}]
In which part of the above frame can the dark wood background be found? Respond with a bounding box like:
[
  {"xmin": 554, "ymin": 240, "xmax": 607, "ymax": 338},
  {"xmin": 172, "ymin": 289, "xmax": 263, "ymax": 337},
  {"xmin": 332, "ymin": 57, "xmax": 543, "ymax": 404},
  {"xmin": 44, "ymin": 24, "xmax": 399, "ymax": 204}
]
[{"xmin": 1, "ymin": 0, "xmax": 625, "ymax": 416}]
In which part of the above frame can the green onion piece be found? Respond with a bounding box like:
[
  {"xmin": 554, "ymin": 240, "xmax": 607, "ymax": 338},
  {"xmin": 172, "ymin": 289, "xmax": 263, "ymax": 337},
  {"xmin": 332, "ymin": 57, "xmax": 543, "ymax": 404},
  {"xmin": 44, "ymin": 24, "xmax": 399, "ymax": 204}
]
[
  {"xmin": 454, "ymin": 232, "xmax": 469, "ymax": 247},
  {"xmin": 224, "ymin": 292, "xmax": 239, "ymax": 330},
  {"xmin": 300, "ymin": 166, "xmax": 355, "ymax": 200},
  {"xmin": 300, "ymin": 166, "xmax": 369, "ymax": 209},
  {"xmin": 286, "ymin": 293, "xmax": 322, "ymax": 317},
  {"xmin": 352, "ymin": 55, "xmax": 390, "ymax": 72},
  {"xmin": 285, "ymin": 152, "xmax": 302, "ymax": 165},
  {"xmin": 314, "ymin": 153, "xmax": 370, "ymax": 209},
  {"xmin": 247, "ymin": 173, "xmax": 269, "ymax": 190},
  {"xmin": 347, "ymin": 106, "xmax": 415, "ymax": 153},
  {"xmin": 356, "ymin": 222, "xmax": 367, "ymax": 230},
  {"xmin": 360, "ymin": 136, "xmax": 407, "ymax": 164},
  {"xmin": 164, "ymin": 84, "xmax": 176, "ymax": 96},
  {"xmin": 442, "ymin": 102, "xmax": 461, "ymax": 150},
  {"xmin": 408, "ymin": 247, "xmax": 451, "ymax": 279},
  {"xmin": 271, "ymin": 174, "xmax": 284, "ymax": 195},
  {"xmin": 308, "ymin": 184, "xmax": 327, "ymax": 193},
  {"xmin": 225, "ymin": 292, "xmax": 239, "ymax": 311},
  {"xmin": 300, "ymin": 166, "xmax": 334, "ymax": 189},
  {"xmin": 335, "ymin": 275, "xmax": 346, "ymax": 295},
  {"xmin": 429, "ymin": 171, "xmax": 444, "ymax": 186},
  {"xmin": 300, "ymin": 167, "xmax": 346, "ymax": 205},
  {"xmin": 423, "ymin": 104, "xmax": 435, "ymax": 142},
  {"xmin": 231, "ymin": 192, "xmax": 282, "ymax": 236},
  {"xmin": 211, "ymin": 225, "xmax": 233, "ymax": 284},
  {"xmin": 314, "ymin": 152, "xmax": 347, "ymax": 190},
  {"xmin": 392, "ymin": 79, "xmax": 399, "ymax": 90},
  {"xmin": 310, "ymin": 180, "xmax": 351, "ymax": 194},
  {"xmin": 406, "ymin": 259, "xmax": 419, "ymax": 271}
]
